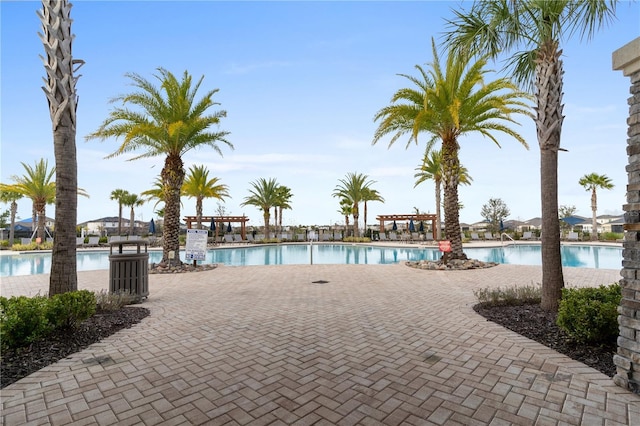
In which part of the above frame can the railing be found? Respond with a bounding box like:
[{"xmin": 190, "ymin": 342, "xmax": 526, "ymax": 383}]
[{"xmin": 500, "ymin": 233, "xmax": 515, "ymax": 245}]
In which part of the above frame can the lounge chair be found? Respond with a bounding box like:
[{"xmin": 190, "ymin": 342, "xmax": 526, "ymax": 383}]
[
  {"xmin": 484, "ymin": 232, "xmax": 495, "ymax": 240},
  {"xmin": 321, "ymin": 233, "xmax": 330, "ymax": 242},
  {"xmin": 400, "ymin": 233, "xmax": 411, "ymax": 243},
  {"xmin": 470, "ymin": 233, "xmax": 480, "ymax": 241},
  {"xmin": 20, "ymin": 238, "xmax": 32, "ymax": 245},
  {"xmin": 87, "ymin": 236, "xmax": 100, "ymax": 247},
  {"xmin": 423, "ymin": 232, "xmax": 434, "ymax": 243},
  {"xmin": 234, "ymin": 234, "xmax": 248, "ymax": 243},
  {"xmin": 296, "ymin": 233, "xmax": 306, "ymax": 242},
  {"xmin": 224, "ymin": 234, "xmax": 235, "ymax": 244},
  {"xmin": 246, "ymin": 234, "xmax": 255, "ymax": 243},
  {"xmin": 255, "ymin": 234, "xmax": 265, "ymax": 242},
  {"xmin": 388, "ymin": 232, "xmax": 398, "ymax": 241},
  {"xmin": 521, "ymin": 231, "xmax": 533, "ymax": 240},
  {"xmin": 410, "ymin": 232, "xmax": 420, "ymax": 243},
  {"xmin": 379, "ymin": 233, "xmax": 387, "ymax": 241},
  {"xmin": 567, "ymin": 232, "xmax": 580, "ymax": 241},
  {"xmin": 109, "ymin": 236, "xmax": 122, "ymax": 243},
  {"xmin": 76, "ymin": 237, "xmax": 85, "ymax": 247}
]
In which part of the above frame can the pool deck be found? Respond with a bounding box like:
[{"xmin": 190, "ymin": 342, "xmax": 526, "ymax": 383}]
[{"xmin": 2, "ymin": 243, "xmax": 639, "ymax": 425}]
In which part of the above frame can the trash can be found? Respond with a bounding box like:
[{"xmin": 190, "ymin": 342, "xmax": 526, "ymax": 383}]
[{"xmin": 109, "ymin": 240, "xmax": 149, "ymax": 303}]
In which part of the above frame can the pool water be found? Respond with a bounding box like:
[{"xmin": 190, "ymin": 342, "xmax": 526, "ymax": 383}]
[{"xmin": 0, "ymin": 244, "xmax": 623, "ymax": 277}]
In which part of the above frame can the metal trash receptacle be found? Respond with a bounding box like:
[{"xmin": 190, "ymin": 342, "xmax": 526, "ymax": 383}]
[{"xmin": 109, "ymin": 240, "xmax": 149, "ymax": 303}]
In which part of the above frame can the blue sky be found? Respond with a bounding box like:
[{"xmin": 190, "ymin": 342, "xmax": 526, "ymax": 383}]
[{"xmin": 2, "ymin": 1, "xmax": 639, "ymax": 230}]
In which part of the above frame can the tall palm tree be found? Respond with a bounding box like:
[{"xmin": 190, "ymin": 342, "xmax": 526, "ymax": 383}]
[
  {"xmin": 361, "ymin": 187, "xmax": 384, "ymax": 238},
  {"xmin": 86, "ymin": 68, "xmax": 232, "ymax": 266},
  {"xmin": 241, "ymin": 178, "xmax": 279, "ymax": 237},
  {"xmin": 414, "ymin": 149, "xmax": 472, "ymax": 240},
  {"xmin": 1, "ymin": 159, "xmax": 56, "ymax": 241},
  {"xmin": 110, "ymin": 188, "xmax": 129, "ymax": 235},
  {"xmin": 274, "ymin": 185, "xmax": 293, "ymax": 235},
  {"xmin": 121, "ymin": 192, "xmax": 145, "ymax": 235},
  {"xmin": 373, "ymin": 39, "xmax": 530, "ymax": 259},
  {"xmin": 332, "ymin": 172, "xmax": 376, "ymax": 238},
  {"xmin": 579, "ymin": 173, "xmax": 614, "ymax": 241},
  {"xmin": 182, "ymin": 165, "xmax": 230, "ymax": 229},
  {"xmin": 38, "ymin": 0, "xmax": 84, "ymax": 295},
  {"xmin": 0, "ymin": 190, "xmax": 23, "ymax": 245},
  {"xmin": 445, "ymin": 0, "xmax": 617, "ymax": 311}
]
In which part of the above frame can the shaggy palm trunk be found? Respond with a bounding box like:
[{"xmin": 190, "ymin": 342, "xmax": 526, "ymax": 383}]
[
  {"xmin": 39, "ymin": 0, "xmax": 83, "ymax": 295},
  {"xmin": 273, "ymin": 208, "xmax": 278, "ymax": 236},
  {"xmin": 278, "ymin": 207, "xmax": 283, "ymax": 234},
  {"xmin": 196, "ymin": 198, "xmax": 203, "ymax": 229},
  {"xmin": 129, "ymin": 206, "xmax": 135, "ymax": 235},
  {"xmin": 9, "ymin": 201, "xmax": 17, "ymax": 245},
  {"xmin": 363, "ymin": 202, "xmax": 368, "ymax": 238},
  {"xmin": 590, "ymin": 189, "xmax": 598, "ymax": 241},
  {"xmin": 352, "ymin": 204, "xmax": 360, "ymax": 238},
  {"xmin": 536, "ymin": 41, "xmax": 565, "ymax": 312},
  {"xmin": 263, "ymin": 212, "xmax": 270, "ymax": 237},
  {"xmin": 435, "ymin": 179, "xmax": 442, "ymax": 240},
  {"xmin": 442, "ymin": 137, "xmax": 466, "ymax": 260},
  {"xmin": 118, "ymin": 202, "xmax": 123, "ymax": 234},
  {"xmin": 36, "ymin": 202, "xmax": 46, "ymax": 241},
  {"xmin": 161, "ymin": 154, "xmax": 185, "ymax": 266}
]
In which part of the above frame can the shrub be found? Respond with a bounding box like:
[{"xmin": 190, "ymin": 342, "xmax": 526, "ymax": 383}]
[
  {"xmin": 343, "ymin": 237, "xmax": 371, "ymax": 243},
  {"xmin": 601, "ymin": 232, "xmax": 623, "ymax": 241},
  {"xmin": 556, "ymin": 284, "xmax": 621, "ymax": 344},
  {"xmin": 95, "ymin": 290, "xmax": 136, "ymax": 311},
  {"xmin": 46, "ymin": 290, "xmax": 96, "ymax": 328},
  {"xmin": 0, "ymin": 295, "xmax": 52, "ymax": 349},
  {"xmin": 474, "ymin": 284, "xmax": 541, "ymax": 306}
]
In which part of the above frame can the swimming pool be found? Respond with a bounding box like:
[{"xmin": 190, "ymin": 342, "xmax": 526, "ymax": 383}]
[{"xmin": 0, "ymin": 244, "xmax": 623, "ymax": 277}]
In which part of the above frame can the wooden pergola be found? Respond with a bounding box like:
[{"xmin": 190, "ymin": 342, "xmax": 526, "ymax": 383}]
[
  {"xmin": 183, "ymin": 215, "xmax": 250, "ymax": 240},
  {"xmin": 376, "ymin": 214, "xmax": 437, "ymax": 234}
]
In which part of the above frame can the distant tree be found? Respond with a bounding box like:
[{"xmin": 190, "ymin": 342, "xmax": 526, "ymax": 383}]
[
  {"xmin": 480, "ymin": 198, "xmax": 510, "ymax": 234},
  {"xmin": 0, "ymin": 210, "xmax": 9, "ymax": 229},
  {"xmin": 241, "ymin": 178, "xmax": 279, "ymax": 237},
  {"xmin": 338, "ymin": 198, "xmax": 353, "ymax": 236},
  {"xmin": 121, "ymin": 193, "xmax": 145, "ymax": 235},
  {"xmin": 0, "ymin": 189, "xmax": 23, "ymax": 245},
  {"xmin": 579, "ymin": 173, "xmax": 614, "ymax": 241},
  {"xmin": 332, "ymin": 172, "xmax": 378, "ymax": 238},
  {"xmin": 361, "ymin": 187, "xmax": 384, "ymax": 237},
  {"xmin": 182, "ymin": 165, "xmax": 229, "ymax": 230},
  {"xmin": 274, "ymin": 185, "xmax": 293, "ymax": 235},
  {"xmin": 110, "ymin": 189, "xmax": 130, "ymax": 235},
  {"xmin": 558, "ymin": 205, "xmax": 578, "ymax": 233}
]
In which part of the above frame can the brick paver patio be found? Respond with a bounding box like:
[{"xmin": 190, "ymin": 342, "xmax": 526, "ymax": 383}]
[{"xmin": 1, "ymin": 263, "xmax": 639, "ymax": 425}]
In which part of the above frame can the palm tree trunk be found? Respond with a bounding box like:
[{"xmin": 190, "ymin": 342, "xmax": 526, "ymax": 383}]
[
  {"xmin": 279, "ymin": 207, "xmax": 283, "ymax": 234},
  {"xmin": 441, "ymin": 138, "xmax": 466, "ymax": 260},
  {"xmin": 161, "ymin": 153, "xmax": 185, "ymax": 266},
  {"xmin": 435, "ymin": 178, "xmax": 442, "ymax": 240},
  {"xmin": 36, "ymin": 202, "xmax": 46, "ymax": 242},
  {"xmin": 9, "ymin": 201, "xmax": 17, "ymax": 245},
  {"xmin": 263, "ymin": 212, "xmax": 270, "ymax": 237},
  {"xmin": 118, "ymin": 203, "xmax": 123, "ymax": 234},
  {"xmin": 352, "ymin": 204, "xmax": 359, "ymax": 238},
  {"xmin": 129, "ymin": 206, "xmax": 135, "ymax": 235},
  {"xmin": 196, "ymin": 197, "xmax": 203, "ymax": 229},
  {"xmin": 537, "ymin": 41, "xmax": 565, "ymax": 312},
  {"xmin": 273, "ymin": 208, "xmax": 278, "ymax": 236},
  {"xmin": 591, "ymin": 189, "xmax": 598, "ymax": 241},
  {"xmin": 364, "ymin": 201, "xmax": 368, "ymax": 238}
]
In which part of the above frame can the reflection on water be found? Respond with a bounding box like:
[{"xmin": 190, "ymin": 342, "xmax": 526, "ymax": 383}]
[{"xmin": 0, "ymin": 244, "xmax": 623, "ymax": 277}]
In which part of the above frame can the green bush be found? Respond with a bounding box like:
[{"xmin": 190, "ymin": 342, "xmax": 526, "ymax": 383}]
[
  {"xmin": 601, "ymin": 232, "xmax": 623, "ymax": 241},
  {"xmin": 0, "ymin": 295, "xmax": 52, "ymax": 349},
  {"xmin": 474, "ymin": 284, "xmax": 541, "ymax": 306},
  {"xmin": 46, "ymin": 290, "xmax": 96, "ymax": 328},
  {"xmin": 95, "ymin": 290, "xmax": 136, "ymax": 311},
  {"xmin": 556, "ymin": 284, "xmax": 621, "ymax": 344}
]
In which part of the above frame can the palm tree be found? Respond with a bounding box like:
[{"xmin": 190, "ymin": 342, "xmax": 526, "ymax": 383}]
[
  {"xmin": 86, "ymin": 68, "xmax": 232, "ymax": 266},
  {"xmin": 361, "ymin": 187, "xmax": 384, "ymax": 238},
  {"xmin": 121, "ymin": 193, "xmax": 145, "ymax": 235},
  {"xmin": 182, "ymin": 165, "xmax": 230, "ymax": 229},
  {"xmin": 414, "ymin": 149, "xmax": 472, "ymax": 240},
  {"xmin": 274, "ymin": 185, "xmax": 293, "ymax": 235},
  {"xmin": 338, "ymin": 198, "xmax": 353, "ymax": 236},
  {"xmin": 445, "ymin": 0, "xmax": 617, "ymax": 311},
  {"xmin": 579, "ymin": 173, "xmax": 614, "ymax": 241},
  {"xmin": 332, "ymin": 172, "xmax": 377, "ymax": 238},
  {"xmin": 241, "ymin": 178, "xmax": 279, "ymax": 237},
  {"xmin": 110, "ymin": 189, "xmax": 130, "ymax": 235},
  {"xmin": 1, "ymin": 159, "xmax": 56, "ymax": 242},
  {"xmin": 373, "ymin": 39, "xmax": 530, "ymax": 259},
  {"xmin": 0, "ymin": 190, "xmax": 23, "ymax": 245},
  {"xmin": 38, "ymin": 0, "xmax": 85, "ymax": 295}
]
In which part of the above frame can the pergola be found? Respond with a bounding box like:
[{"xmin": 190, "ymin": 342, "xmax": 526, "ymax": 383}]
[
  {"xmin": 376, "ymin": 214, "xmax": 437, "ymax": 234},
  {"xmin": 183, "ymin": 215, "xmax": 250, "ymax": 240}
]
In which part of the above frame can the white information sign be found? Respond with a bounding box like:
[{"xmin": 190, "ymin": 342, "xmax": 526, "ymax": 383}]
[{"xmin": 185, "ymin": 229, "xmax": 208, "ymax": 261}]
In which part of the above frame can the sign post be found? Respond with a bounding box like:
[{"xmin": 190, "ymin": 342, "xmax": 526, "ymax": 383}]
[{"xmin": 185, "ymin": 229, "xmax": 208, "ymax": 266}]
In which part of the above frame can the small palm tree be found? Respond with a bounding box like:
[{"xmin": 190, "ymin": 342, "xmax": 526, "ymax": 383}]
[
  {"xmin": 414, "ymin": 149, "xmax": 472, "ymax": 240},
  {"xmin": 338, "ymin": 198, "xmax": 353, "ymax": 236},
  {"xmin": 579, "ymin": 173, "xmax": 614, "ymax": 241},
  {"xmin": 241, "ymin": 178, "xmax": 279, "ymax": 237},
  {"xmin": 274, "ymin": 185, "xmax": 293, "ymax": 235},
  {"xmin": 332, "ymin": 172, "xmax": 377, "ymax": 238},
  {"xmin": 86, "ymin": 68, "xmax": 232, "ymax": 266},
  {"xmin": 444, "ymin": 0, "xmax": 617, "ymax": 312},
  {"xmin": 121, "ymin": 193, "xmax": 145, "ymax": 236},
  {"xmin": 0, "ymin": 190, "xmax": 23, "ymax": 245},
  {"xmin": 373, "ymin": 39, "xmax": 530, "ymax": 259},
  {"xmin": 141, "ymin": 177, "xmax": 166, "ymax": 213},
  {"xmin": 182, "ymin": 165, "xmax": 230, "ymax": 229},
  {"xmin": 110, "ymin": 189, "xmax": 130, "ymax": 235},
  {"xmin": 361, "ymin": 187, "xmax": 384, "ymax": 238}
]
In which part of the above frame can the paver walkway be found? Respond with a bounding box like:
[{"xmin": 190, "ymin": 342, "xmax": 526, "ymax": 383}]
[{"xmin": 1, "ymin": 264, "xmax": 639, "ymax": 425}]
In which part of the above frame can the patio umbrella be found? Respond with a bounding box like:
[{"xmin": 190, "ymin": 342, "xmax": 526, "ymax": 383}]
[
  {"xmin": 409, "ymin": 219, "xmax": 415, "ymax": 232},
  {"xmin": 561, "ymin": 216, "xmax": 585, "ymax": 226},
  {"xmin": 148, "ymin": 218, "xmax": 156, "ymax": 234},
  {"xmin": 419, "ymin": 221, "xmax": 424, "ymax": 232},
  {"xmin": 227, "ymin": 222, "xmax": 232, "ymax": 233},
  {"xmin": 392, "ymin": 221, "xmax": 397, "ymax": 231},
  {"xmin": 210, "ymin": 217, "xmax": 216, "ymax": 234},
  {"xmin": 499, "ymin": 219, "xmax": 504, "ymax": 232}
]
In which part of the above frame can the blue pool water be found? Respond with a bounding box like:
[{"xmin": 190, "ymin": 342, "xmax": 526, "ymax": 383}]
[{"xmin": 0, "ymin": 244, "xmax": 623, "ymax": 277}]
